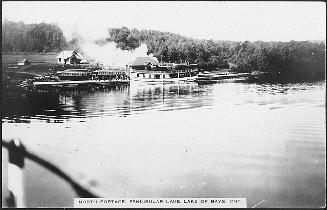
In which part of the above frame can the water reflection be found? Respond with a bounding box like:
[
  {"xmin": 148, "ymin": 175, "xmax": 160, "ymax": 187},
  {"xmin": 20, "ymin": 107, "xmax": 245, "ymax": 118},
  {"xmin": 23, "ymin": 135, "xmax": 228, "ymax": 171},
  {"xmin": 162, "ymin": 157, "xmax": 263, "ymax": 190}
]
[{"xmin": 2, "ymin": 83, "xmax": 214, "ymax": 123}]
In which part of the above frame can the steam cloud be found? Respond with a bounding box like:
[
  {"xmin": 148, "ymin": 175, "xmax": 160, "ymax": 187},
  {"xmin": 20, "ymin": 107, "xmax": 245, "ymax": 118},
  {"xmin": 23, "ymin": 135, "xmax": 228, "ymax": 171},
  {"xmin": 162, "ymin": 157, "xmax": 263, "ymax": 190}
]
[
  {"xmin": 60, "ymin": 23, "xmax": 159, "ymax": 68},
  {"xmin": 80, "ymin": 42, "xmax": 158, "ymax": 68},
  {"xmin": 61, "ymin": 24, "xmax": 159, "ymax": 68}
]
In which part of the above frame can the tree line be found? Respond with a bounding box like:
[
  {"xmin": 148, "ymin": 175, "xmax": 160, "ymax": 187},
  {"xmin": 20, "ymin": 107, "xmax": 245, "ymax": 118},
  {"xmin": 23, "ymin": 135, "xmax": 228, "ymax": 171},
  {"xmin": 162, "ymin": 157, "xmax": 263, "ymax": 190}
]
[
  {"xmin": 2, "ymin": 19, "xmax": 68, "ymax": 53},
  {"xmin": 106, "ymin": 27, "xmax": 325, "ymax": 80},
  {"xmin": 2, "ymin": 20, "xmax": 325, "ymax": 80}
]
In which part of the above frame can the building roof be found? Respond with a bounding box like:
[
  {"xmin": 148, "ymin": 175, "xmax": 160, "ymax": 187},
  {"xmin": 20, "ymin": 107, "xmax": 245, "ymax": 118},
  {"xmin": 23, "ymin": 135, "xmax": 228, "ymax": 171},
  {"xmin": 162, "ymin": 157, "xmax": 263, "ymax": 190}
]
[
  {"xmin": 57, "ymin": 50, "xmax": 74, "ymax": 59},
  {"xmin": 110, "ymin": 66, "xmax": 125, "ymax": 71},
  {"xmin": 131, "ymin": 57, "xmax": 159, "ymax": 66},
  {"xmin": 56, "ymin": 50, "xmax": 87, "ymax": 62},
  {"xmin": 76, "ymin": 52, "xmax": 88, "ymax": 62},
  {"xmin": 18, "ymin": 58, "xmax": 29, "ymax": 62}
]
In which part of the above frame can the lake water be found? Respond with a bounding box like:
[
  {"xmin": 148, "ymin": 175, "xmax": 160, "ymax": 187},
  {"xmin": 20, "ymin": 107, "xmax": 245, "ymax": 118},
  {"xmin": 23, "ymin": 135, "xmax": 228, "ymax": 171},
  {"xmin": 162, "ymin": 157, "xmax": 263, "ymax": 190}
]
[{"xmin": 2, "ymin": 80, "xmax": 326, "ymax": 207}]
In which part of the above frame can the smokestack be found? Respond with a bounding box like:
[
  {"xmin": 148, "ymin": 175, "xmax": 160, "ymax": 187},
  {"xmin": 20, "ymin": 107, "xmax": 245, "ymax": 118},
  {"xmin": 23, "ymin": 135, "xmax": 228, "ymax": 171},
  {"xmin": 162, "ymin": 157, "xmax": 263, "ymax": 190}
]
[{"xmin": 125, "ymin": 65, "xmax": 129, "ymax": 75}]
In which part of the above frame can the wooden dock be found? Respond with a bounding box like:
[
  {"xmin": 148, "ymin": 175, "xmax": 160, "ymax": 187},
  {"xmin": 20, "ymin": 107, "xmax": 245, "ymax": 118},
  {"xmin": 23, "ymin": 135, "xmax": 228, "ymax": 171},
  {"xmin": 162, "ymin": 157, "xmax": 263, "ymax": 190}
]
[{"xmin": 33, "ymin": 79, "xmax": 130, "ymax": 86}]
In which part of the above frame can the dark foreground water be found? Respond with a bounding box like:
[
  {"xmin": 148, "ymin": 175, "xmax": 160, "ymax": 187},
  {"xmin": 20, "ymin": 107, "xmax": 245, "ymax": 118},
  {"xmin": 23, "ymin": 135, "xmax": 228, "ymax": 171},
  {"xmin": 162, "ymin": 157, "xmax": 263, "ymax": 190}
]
[{"xmin": 2, "ymin": 81, "xmax": 326, "ymax": 207}]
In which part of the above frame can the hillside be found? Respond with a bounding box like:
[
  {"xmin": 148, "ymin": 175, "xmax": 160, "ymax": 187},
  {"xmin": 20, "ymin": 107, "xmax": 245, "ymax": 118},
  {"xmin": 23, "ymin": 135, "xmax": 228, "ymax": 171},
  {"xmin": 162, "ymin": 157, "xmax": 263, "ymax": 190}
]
[{"xmin": 104, "ymin": 27, "xmax": 326, "ymax": 80}]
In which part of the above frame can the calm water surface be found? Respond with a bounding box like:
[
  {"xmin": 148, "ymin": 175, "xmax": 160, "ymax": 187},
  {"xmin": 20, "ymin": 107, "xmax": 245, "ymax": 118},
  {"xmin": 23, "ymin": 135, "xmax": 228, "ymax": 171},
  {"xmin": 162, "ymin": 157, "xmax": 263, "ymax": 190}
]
[{"xmin": 2, "ymin": 81, "xmax": 326, "ymax": 207}]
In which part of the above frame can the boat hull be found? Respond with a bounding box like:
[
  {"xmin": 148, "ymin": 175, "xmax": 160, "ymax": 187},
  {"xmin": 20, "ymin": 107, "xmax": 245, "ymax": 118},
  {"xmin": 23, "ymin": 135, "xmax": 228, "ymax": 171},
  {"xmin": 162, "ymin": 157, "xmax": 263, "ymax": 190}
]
[
  {"xmin": 195, "ymin": 73, "xmax": 251, "ymax": 83},
  {"xmin": 131, "ymin": 77, "xmax": 196, "ymax": 84},
  {"xmin": 30, "ymin": 79, "xmax": 130, "ymax": 90}
]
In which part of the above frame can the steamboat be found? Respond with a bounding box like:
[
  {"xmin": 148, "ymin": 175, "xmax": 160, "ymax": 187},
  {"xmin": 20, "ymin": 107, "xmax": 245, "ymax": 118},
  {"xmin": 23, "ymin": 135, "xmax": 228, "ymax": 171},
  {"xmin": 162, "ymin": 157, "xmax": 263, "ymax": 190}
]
[{"xmin": 129, "ymin": 57, "xmax": 198, "ymax": 84}]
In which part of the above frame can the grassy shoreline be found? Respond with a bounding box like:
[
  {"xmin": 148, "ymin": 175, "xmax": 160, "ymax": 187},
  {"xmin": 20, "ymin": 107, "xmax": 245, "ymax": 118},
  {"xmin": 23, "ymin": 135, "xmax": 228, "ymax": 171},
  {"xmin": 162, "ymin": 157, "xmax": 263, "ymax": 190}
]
[
  {"xmin": 2, "ymin": 52, "xmax": 59, "ymax": 65},
  {"xmin": 2, "ymin": 53, "xmax": 94, "ymax": 88}
]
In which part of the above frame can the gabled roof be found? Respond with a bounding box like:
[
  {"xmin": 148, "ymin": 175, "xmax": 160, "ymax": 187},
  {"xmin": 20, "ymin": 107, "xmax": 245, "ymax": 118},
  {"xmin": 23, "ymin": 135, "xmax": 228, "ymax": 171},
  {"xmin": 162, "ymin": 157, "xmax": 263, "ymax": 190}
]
[
  {"xmin": 131, "ymin": 57, "xmax": 159, "ymax": 66},
  {"xmin": 75, "ymin": 52, "xmax": 86, "ymax": 60},
  {"xmin": 56, "ymin": 50, "xmax": 87, "ymax": 62},
  {"xmin": 57, "ymin": 50, "xmax": 75, "ymax": 59}
]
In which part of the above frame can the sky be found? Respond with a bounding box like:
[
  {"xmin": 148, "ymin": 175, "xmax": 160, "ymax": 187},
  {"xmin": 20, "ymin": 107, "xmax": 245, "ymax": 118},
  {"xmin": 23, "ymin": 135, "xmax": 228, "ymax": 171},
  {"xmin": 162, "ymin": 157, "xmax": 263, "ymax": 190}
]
[{"xmin": 2, "ymin": 1, "xmax": 326, "ymax": 42}]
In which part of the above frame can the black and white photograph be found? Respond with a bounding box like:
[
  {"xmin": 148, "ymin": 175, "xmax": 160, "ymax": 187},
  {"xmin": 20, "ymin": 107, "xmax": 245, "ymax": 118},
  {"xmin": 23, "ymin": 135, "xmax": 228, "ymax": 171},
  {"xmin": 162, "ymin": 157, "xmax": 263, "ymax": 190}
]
[{"xmin": 1, "ymin": 1, "xmax": 326, "ymax": 208}]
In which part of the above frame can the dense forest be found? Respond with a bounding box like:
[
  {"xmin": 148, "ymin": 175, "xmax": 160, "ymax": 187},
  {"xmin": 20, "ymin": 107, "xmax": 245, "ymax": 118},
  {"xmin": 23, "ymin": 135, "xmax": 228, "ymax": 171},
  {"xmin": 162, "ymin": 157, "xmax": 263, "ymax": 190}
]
[
  {"xmin": 106, "ymin": 27, "xmax": 326, "ymax": 80},
  {"xmin": 2, "ymin": 19, "xmax": 67, "ymax": 52},
  {"xmin": 2, "ymin": 20, "xmax": 325, "ymax": 80}
]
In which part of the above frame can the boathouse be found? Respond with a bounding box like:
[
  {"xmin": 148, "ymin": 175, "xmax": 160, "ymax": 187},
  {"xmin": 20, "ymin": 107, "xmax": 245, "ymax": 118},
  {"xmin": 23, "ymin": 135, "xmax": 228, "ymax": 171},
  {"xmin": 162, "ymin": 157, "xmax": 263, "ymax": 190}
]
[
  {"xmin": 130, "ymin": 57, "xmax": 159, "ymax": 70},
  {"xmin": 56, "ymin": 50, "xmax": 88, "ymax": 64}
]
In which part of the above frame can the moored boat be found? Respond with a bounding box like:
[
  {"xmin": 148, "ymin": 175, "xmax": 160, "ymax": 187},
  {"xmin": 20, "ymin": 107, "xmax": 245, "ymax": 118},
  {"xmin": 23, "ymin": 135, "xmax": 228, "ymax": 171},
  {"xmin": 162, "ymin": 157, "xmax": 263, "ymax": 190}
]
[
  {"xmin": 129, "ymin": 59, "xmax": 198, "ymax": 84},
  {"xmin": 195, "ymin": 71, "xmax": 251, "ymax": 83}
]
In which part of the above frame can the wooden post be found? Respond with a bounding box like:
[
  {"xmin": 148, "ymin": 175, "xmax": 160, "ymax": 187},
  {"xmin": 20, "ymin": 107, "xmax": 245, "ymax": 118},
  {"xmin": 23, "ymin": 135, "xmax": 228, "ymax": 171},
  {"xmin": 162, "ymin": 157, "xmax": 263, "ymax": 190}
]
[
  {"xmin": 177, "ymin": 83, "xmax": 180, "ymax": 96},
  {"xmin": 7, "ymin": 139, "xmax": 25, "ymax": 207},
  {"xmin": 177, "ymin": 71, "xmax": 180, "ymax": 83},
  {"xmin": 161, "ymin": 81, "xmax": 164, "ymax": 101}
]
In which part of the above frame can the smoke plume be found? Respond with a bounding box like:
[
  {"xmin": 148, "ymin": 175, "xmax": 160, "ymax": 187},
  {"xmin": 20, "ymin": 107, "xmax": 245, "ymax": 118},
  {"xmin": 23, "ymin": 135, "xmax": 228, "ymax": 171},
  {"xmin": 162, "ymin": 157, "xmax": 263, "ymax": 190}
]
[{"xmin": 80, "ymin": 42, "xmax": 158, "ymax": 68}]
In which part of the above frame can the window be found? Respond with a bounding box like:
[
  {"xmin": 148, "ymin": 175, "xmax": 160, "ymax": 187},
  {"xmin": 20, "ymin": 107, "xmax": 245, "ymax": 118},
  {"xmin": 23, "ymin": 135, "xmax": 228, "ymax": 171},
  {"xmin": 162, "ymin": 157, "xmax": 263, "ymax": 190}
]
[{"xmin": 58, "ymin": 58, "xmax": 61, "ymax": 62}]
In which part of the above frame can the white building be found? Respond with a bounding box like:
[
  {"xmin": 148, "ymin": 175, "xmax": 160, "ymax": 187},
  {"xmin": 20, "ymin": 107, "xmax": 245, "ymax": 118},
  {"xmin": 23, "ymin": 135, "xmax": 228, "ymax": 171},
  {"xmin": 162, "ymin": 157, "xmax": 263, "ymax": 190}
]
[{"xmin": 56, "ymin": 50, "xmax": 88, "ymax": 64}]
